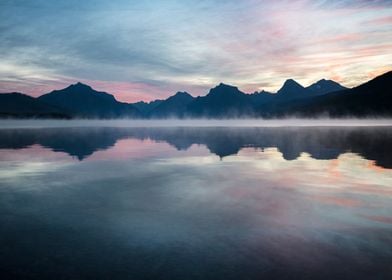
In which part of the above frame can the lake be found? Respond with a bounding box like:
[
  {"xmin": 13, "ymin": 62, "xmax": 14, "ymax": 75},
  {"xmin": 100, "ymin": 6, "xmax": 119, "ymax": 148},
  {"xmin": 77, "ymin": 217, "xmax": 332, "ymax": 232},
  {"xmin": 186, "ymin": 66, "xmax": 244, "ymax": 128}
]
[{"xmin": 0, "ymin": 121, "xmax": 391, "ymax": 279}]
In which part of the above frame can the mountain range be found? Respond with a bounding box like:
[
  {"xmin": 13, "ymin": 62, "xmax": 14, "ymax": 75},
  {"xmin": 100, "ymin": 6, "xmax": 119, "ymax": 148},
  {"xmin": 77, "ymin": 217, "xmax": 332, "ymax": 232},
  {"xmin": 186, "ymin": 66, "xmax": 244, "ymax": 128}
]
[{"xmin": 0, "ymin": 71, "xmax": 391, "ymax": 118}]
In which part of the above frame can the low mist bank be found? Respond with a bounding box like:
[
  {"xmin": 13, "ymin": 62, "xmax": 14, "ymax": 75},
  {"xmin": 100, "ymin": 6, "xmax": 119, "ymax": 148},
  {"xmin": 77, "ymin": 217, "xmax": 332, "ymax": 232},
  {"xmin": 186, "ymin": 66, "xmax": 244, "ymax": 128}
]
[{"xmin": 0, "ymin": 118, "xmax": 391, "ymax": 129}]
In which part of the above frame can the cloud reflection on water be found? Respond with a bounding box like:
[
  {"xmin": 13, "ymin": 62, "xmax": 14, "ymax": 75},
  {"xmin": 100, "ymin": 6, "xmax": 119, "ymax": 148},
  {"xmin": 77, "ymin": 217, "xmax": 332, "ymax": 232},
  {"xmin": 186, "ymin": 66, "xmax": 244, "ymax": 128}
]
[{"xmin": 0, "ymin": 126, "xmax": 391, "ymax": 279}]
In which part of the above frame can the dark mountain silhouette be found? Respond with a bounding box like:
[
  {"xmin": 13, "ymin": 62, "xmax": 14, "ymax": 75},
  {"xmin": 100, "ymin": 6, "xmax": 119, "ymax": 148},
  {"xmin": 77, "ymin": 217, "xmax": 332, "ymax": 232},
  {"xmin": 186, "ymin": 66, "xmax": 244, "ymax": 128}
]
[
  {"xmin": 1, "ymin": 71, "xmax": 391, "ymax": 118},
  {"xmin": 131, "ymin": 99, "xmax": 163, "ymax": 115},
  {"xmin": 306, "ymin": 79, "xmax": 347, "ymax": 96},
  {"xmin": 248, "ymin": 90, "xmax": 275, "ymax": 106},
  {"xmin": 38, "ymin": 82, "xmax": 141, "ymax": 118},
  {"xmin": 150, "ymin": 91, "xmax": 194, "ymax": 118},
  {"xmin": 250, "ymin": 80, "xmax": 309, "ymax": 117},
  {"xmin": 275, "ymin": 79, "xmax": 309, "ymax": 101},
  {"xmin": 274, "ymin": 71, "xmax": 392, "ymax": 117},
  {"xmin": 1, "ymin": 127, "xmax": 391, "ymax": 168},
  {"xmin": 246, "ymin": 79, "xmax": 346, "ymax": 109},
  {"xmin": 0, "ymin": 92, "xmax": 70, "ymax": 118},
  {"xmin": 187, "ymin": 83, "xmax": 255, "ymax": 117}
]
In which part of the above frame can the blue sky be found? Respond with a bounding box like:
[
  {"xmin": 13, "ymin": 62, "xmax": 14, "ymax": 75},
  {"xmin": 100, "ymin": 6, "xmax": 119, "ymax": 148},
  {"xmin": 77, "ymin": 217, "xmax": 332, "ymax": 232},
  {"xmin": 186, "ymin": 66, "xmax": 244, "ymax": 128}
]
[{"xmin": 0, "ymin": 0, "xmax": 391, "ymax": 101}]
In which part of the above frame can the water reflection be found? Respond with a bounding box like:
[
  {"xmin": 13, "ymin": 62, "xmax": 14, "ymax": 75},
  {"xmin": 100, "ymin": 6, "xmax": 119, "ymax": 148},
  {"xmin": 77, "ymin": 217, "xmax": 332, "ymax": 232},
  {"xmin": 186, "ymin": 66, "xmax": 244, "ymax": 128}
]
[
  {"xmin": 0, "ymin": 126, "xmax": 392, "ymax": 168},
  {"xmin": 0, "ymin": 126, "xmax": 391, "ymax": 280}
]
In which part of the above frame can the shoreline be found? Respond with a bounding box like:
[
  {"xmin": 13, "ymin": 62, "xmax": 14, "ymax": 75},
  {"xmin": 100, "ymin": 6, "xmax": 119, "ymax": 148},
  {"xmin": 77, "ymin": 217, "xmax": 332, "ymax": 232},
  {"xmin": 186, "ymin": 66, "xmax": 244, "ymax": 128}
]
[{"xmin": 0, "ymin": 119, "xmax": 392, "ymax": 129}]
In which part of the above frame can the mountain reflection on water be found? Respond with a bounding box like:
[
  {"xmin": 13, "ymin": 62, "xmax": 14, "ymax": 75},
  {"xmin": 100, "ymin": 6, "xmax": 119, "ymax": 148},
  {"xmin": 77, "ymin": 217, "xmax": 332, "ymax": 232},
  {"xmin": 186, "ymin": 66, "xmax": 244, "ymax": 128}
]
[
  {"xmin": 0, "ymin": 126, "xmax": 391, "ymax": 280},
  {"xmin": 0, "ymin": 126, "xmax": 391, "ymax": 168}
]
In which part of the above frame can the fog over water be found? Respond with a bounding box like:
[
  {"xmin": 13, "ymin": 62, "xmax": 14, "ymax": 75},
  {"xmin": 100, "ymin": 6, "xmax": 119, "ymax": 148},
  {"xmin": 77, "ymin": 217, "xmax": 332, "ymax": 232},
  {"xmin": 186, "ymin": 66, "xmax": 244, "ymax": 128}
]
[
  {"xmin": 0, "ymin": 118, "xmax": 391, "ymax": 129},
  {"xmin": 0, "ymin": 120, "xmax": 391, "ymax": 280}
]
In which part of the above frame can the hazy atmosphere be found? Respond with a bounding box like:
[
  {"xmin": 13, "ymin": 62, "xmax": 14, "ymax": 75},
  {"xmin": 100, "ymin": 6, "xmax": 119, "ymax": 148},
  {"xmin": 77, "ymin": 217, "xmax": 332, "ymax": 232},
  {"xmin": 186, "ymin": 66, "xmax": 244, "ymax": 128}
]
[
  {"xmin": 1, "ymin": 0, "xmax": 391, "ymax": 101},
  {"xmin": 1, "ymin": 1, "xmax": 391, "ymax": 279}
]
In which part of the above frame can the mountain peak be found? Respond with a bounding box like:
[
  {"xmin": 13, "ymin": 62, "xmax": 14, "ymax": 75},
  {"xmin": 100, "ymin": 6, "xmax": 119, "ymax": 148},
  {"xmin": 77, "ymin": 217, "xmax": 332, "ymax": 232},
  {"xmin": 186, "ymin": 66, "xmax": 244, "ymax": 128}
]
[
  {"xmin": 173, "ymin": 91, "xmax": 192, "ymax": 98},
  {"xmin": 149, "ymin": 91, "xmax": 194, "ymax": 118},
  {"xmin": 282, "ymin": 79, "xmax": 303, "ymax": 88},
  {"xmin": 313, "ymin": 78, "xmax": 344, "ymax": 86},
  {"xmin": 37, "ymin": 82, "xmax": 140, "ymax": 118},
  {"xmin": 164, "ymin": 91, "xmax": 194, "ymax": 103},
  {"xmin": 216, "ymin": 82, "xmax": 238, "ymax": 89},
  {"xmin": 208, "ymin": 83, "xmax": 242, "ymax": 97},
  {"xmin": 277, "ymin": 79, "xmax": 305, "ymax": 95},
  {"xmin": 307, "ymin": 79, "xmax": 347, "ymax": 95},
  {"xmin": 69, "ymin": 82, "xmax": 93, "ymax": 90},
  {"xmin": 1, "ymin": 92, "xmax": 24, "ymax": 96},
  {"xmin": 316, "ymin": 78, "xmax": 333, "ymax": 84}
]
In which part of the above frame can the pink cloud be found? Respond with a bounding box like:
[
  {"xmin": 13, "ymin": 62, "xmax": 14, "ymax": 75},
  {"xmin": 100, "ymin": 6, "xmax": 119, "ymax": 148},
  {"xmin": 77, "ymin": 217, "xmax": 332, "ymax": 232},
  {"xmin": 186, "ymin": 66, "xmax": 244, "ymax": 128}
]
[
  {"xmin": 1, "ymin": 1, "xmax": 391, "ymax": 100},
  {"xmin": 364, "ymin": 15, "xmax": 392, "ymax": 25},
  {"xmin": 362, "ymin": 215, "xmax": 392, "ymax": 224}
]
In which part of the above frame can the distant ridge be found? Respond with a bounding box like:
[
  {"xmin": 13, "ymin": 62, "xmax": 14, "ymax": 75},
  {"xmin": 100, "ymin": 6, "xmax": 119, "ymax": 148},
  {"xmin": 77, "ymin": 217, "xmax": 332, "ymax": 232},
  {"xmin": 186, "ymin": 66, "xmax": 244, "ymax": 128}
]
[
  {"xmin": 276, "ymin": 79, "xmax": 308, "ymax": 100},
  {"xmin": 38, "ymin": 82, "xmax": 140, "ymax": 118},
  {"xmin": 0, "ymin": 92, "xmax": 70, "ymax": 118},
  {"xmin": 132, "ymin": 100, "xmax": 163, "ymax": 115},
  {"xmin": 279, "ymin": 70, "xmax": 392, "ymax": 117},
  {"xmin": 187, "ymin": 83, "xmax": 254, "ymax": 117},
  {"xmin": 150, "ymin": 91, "xmax": 194, "ymax": 118},
  {"xmin": 306, "ymin": 79, "xmax": 347, "ymax": 96},
  {"xmin": 1, "ymin": 71, "xmax": 391, "ymax": 118}
]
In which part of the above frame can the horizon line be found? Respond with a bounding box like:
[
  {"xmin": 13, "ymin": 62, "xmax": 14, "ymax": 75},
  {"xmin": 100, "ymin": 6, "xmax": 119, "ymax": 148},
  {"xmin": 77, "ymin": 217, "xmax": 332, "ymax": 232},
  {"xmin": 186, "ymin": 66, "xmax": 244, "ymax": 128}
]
[{"xmin": 1, "ymin": 69, "xmax": 391, "ymax": 104}]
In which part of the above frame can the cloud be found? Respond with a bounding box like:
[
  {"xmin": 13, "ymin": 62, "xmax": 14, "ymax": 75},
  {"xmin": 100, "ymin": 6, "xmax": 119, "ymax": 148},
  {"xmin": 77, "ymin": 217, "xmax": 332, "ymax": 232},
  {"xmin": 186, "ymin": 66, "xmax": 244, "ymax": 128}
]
[{"xmin": 0, "ymin": 0, "xmax": 391, "ymax": 101}]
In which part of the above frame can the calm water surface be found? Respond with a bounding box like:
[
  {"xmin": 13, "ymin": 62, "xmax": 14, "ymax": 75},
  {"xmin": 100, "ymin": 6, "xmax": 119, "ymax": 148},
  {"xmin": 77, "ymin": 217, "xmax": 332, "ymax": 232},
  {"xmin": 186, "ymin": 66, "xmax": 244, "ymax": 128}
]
[{"xmin": 0, "ymin": 124, "xmax": 391, "ymax": 279}]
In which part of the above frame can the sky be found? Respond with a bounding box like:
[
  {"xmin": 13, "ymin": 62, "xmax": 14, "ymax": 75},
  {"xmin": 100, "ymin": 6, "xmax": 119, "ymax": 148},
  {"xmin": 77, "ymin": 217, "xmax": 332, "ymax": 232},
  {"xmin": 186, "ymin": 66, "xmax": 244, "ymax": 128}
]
[{"xmin": 0, "ymin": 0, "xmax": 391, "ymax": 102}]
